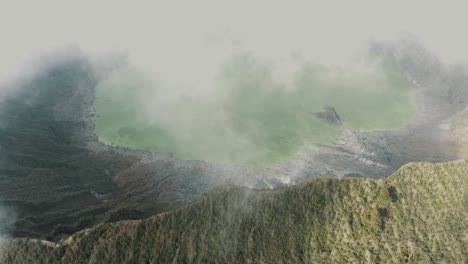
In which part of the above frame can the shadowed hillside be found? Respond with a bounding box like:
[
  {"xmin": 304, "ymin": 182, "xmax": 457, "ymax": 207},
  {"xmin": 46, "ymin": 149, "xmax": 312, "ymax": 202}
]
[
  {"xmin": 2, "ymin": 160, "xmax": 467, "ymax": 263},
  {"xmin": 0, "ymin": 51, "xmax": 221, "ymax": 240}
]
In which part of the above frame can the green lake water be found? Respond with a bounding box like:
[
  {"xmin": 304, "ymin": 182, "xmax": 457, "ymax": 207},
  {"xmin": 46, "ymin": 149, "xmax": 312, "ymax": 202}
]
[{"xmin": 94, "ymin": 54, "xmax": 416, "ymax": 167}]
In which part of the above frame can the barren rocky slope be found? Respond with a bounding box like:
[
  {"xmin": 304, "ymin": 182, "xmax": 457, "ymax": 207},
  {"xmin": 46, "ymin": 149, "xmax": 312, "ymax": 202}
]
[{"xmin": 0, "ymin": 51, "xmax": 220, "ymax": 240}]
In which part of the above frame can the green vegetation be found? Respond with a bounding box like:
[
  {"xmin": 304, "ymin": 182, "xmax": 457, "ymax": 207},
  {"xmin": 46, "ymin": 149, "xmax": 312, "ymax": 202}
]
[
  {"xmin": 95, "ymin": 54, "xmax": 416, "ymax": 167},
  {"xmin": 3, "ymin": 160, "xmax": 466, "ymax": 263}
]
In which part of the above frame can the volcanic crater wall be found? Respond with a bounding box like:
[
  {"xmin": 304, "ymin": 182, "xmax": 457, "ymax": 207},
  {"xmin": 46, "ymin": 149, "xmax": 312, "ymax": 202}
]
[{"xmin": 0, "ymin": 39, "xmax": 467, "ymax": 241}]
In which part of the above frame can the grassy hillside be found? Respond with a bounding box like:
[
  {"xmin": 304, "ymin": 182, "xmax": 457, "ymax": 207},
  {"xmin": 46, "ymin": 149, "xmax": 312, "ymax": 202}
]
[{"xmin": 2, "ymin": 160, "xmax": 466, "ymax": 263}]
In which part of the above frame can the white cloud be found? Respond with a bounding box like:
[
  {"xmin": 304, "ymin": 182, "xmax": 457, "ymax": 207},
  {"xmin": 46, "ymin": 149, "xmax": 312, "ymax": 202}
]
[
  {"xmin": 0, "ymin": 204, "xmax": 16, "ymax": 254},
  {"xmin": 0, "ymin": 0, "xmax": 467, "ymax": 84}
]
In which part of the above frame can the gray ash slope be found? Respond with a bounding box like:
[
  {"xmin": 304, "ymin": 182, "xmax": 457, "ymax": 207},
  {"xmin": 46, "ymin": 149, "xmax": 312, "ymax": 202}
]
[
  {"xmin": 0, "ymin": 50, "xmax": 226, "ymax": 240},
  {"xmin": 271, "ymin": 38, "xmax": 466, "ymax": 182},
  {"xmin": 0, "ymin": 39, "xmax": 467, "ymax": 241}
]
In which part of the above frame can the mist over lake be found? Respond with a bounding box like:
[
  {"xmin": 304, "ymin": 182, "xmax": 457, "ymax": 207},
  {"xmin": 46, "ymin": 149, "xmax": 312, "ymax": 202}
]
[{"xmin": 95, "ymin": 51, "xmax": 416, "ymax": 167}]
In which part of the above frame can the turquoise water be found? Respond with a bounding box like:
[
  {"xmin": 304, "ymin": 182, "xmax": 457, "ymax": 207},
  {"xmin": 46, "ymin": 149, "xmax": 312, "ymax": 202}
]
[{"xmin": 95, "ymin": 54, "xmax": 416, "ymax": 167}]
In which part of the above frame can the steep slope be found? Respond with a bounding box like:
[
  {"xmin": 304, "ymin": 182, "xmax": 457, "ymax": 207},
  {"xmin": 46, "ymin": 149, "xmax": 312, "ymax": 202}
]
[
  {"xmin": 0, "ymin": 51, "xmax": 222, "ymax": 240},
  {"xmin": 2, "ymin": 160, "xmax": 467, "ymax": 263}
]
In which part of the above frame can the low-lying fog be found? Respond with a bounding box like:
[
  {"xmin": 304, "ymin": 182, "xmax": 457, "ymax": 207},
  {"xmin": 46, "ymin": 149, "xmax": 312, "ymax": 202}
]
[{"xmin": 1, "ymin": 1, "xmax": 468, "ymax": 167}]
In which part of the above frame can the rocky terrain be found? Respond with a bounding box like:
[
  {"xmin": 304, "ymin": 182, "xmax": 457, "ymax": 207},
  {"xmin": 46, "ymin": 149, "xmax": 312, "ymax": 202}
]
[
  {"xmin": 312, "ymin": 105, "xmax": 342, "ymax": 126},
  {"xmin": 0, "ymin": 38, "xmax": 467, "ymax": 259},
  {"xmin": 0, "ymin": 51, "xmax": 224, "ymax": 240}
]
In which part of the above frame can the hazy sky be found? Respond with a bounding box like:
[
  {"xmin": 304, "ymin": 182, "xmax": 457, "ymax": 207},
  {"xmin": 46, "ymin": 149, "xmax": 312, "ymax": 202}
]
[{"xmin": 0, "ymin": 1, "xmax": 467, "ymax": 83}]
